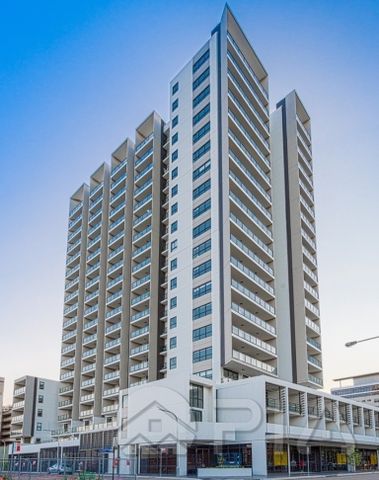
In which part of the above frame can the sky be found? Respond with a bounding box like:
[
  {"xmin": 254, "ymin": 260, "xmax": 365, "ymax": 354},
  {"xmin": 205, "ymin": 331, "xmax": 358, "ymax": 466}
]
[{"xmin": 0, "ymin": 0, "xmax": 378, "ymax": 404}]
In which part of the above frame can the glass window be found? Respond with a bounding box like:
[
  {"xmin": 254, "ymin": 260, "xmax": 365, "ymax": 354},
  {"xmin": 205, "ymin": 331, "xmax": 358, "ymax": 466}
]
[
  {"xmin": 193, "ymin": 346, "xmax": 212, "ymax": 363},
  {"xmin": 193, "ymin": 198, "xmax": 211, "ymax": 219},
  {"xmin": 170, "ymin": 337, "xmax": 177, "ymax": 349},
  {"xmin": 172, "ymin": 82, "xmax": 179, "ymax": 95},
  {"xmin": 170, "ymin": 258, "xmax": 177, "ymax": 270},
  {"xmin": 194, "ymin": 369, "xmax": 213, "ymax": 379},
  {"xmin": 39, "ymin": 381, "xmax": 45, "ymax": 390},
  {"xmin": 36, "ymin": 422, "xmax": 42, "ymax": 432},
  {"xmin": 190, "ymin": 384, "xmax": 204, "ymax": 408},
  {"xmin": 171, "ymin": 185, "xmax": 178, "ymax": 197},
  {"xmin": 172, "ymin": 132, "xmax": 178, "ymax": 144},
  {"xmin": 193, "ymin": 259, "xmax": 211, "ymax": 278},
  {"xmin": 193, "ymin": 324, "xmax": 212, "ymax": 341},
  {"xmin": 171, "ymin": 166, "xmax": 178, "ymax": 180},
  {"xmin": 170, "ymin": 297, "xmax": 177, "ymax": 309},
  {"xmin": 193, "ymin": 67, "xmax": 210, "ymax": 90},
  {"xmin": 193, "ymin": 159, "xmax": 211, "ymax": 181},
  {"xmin": 193, "ymin": 239, "xmax": 211, "ymax": 258},
  {"xmin": 193, "ymin": 122, "xmax": 210, "ymax": 144},
  {"xmin": 193, "ymin": 103, "xmax": 210, "ymax": 125},
  {"xmin": 171, "ymin": 239, "xmax": 178, "ymax": 251},
  {"xmin": 172, "ymin": 115, "xmax": 179, "ymax": 128},
  {"xmin": 193, "ymin": 85, "xmax": 210, "ymax": 108},
  {"xmin": 171, "ymin": 202, "xmax": 178, "ymax": 215},
  {"xmin": 171, "ymin": 150, "xmax": 178, "ymax": 162},
  {"xmin": 37, "ymin": 409, "xmax": 43, "ymax": 417},
  {"xmin": 193, "ymin": 281, "xmax": 212, "ymax": 299},
  {"xmin": 171, "ymin": 221, "xmax": 178, "ymax": 233},
  {"xmin": 193, "ymin": 50, "xmax": 209, "ymax": 73},
  {"xmin": 193, "ymin": 219, "xmax": 211, "ymax": 238},
  {"xmin": 192, "ymin": 303, "xmax": 212, "ymax": 321},
  {"xmin": 170, "ymin": 357, "xmax": 177, "ymax": 369},
  {"xmin": 193, "ymin": 179, "xmax": 210, "ymax": 200},
  {"xmin": 170, "ymin": 277, "xmax": 177, "ymax": 290},
  {"xmin": 170, "ymin": 316, "xmax": 177, "ymax": 329},
  {"xmin": 172, "ymin": 98, "xmax": 179, "ymax": 111},
  {"xmin": 190, "ymin": 409, "xmax": 203, "ymax": 422},
  {"xmin": 38, "ymin": 395, "xmax": 44, "ymax": 404},
  {"xmin": 193, "ymin": 140, "xmax": 210, "ymax": 162}
]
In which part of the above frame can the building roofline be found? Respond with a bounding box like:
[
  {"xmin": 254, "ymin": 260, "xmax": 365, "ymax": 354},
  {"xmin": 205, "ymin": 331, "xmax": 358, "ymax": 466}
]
[{"xmin": 333, "ymin": 372, "xmax": 379, "ymax": 382}]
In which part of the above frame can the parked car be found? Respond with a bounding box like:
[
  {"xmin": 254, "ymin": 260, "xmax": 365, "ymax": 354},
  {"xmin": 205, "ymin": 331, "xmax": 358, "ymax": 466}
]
[{"xmin": 47, "ymin": 463, "xmax": 73, "ymax": 474}]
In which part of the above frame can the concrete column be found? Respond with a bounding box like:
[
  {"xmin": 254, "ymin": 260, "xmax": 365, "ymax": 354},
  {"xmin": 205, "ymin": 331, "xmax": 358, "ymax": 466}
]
[
  {"xmin": 252, "ymin": 440, "xmax": 267, "ymax": 476},
  {"xmin": 177, "ymin": 442, "xmax": 187, "ymax": 476}
]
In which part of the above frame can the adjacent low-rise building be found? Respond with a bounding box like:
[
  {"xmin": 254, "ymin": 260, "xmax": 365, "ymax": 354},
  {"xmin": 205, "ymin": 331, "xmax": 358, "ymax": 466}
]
[
  {"xmin": 10, "ymin": 376, "xmax": 59, "ymax": 444},
  {"xmin": 332, "ymin": 373, "xmax": 379, "ymax": 406}
]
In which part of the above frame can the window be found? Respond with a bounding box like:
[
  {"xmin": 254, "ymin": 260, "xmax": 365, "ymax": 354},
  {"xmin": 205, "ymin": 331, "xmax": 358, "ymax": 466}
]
[
  {"xmin": 223, "ymin": 368, "xmax": 239, "ymax": 380},
  {"xmin": 38, "ymin": 395, "xmax": 44, "ymax": 404},
  {"xmin": 171, "ymin": 202, "xmax": 178, "ymax": 215},
  {"xmin": 194, "ymin": 369, "xmax": 213, "ymax": 379},
  {"xmin": 193, "ymin": 122, "xmax": 210, "ymax": 144},
  {"xmin": 170, "ymin": 277, "xmax": 177, "ymax": 290},
  {"xmin": 39, "ymin": 381, "xmax": 45, "ymax": 390},
  {"xmin": 171, "ymin": 150, "xmax": 178, "ymax": 162},
  {"xmin": 193, "ymin": 140, "xmax": 210, "ymax": 162},
  {"xmin": 190, "ymin": 384, "xmax": 204, "ymax": 408},
  {"xmin": 172, "ymin": 82, "xmax": 179, "ymax": 95},
  {"xmin": 172, "ymin": 98, "xmax": 179, "ymax": 111},
  {"xmin": 192, "ymin": 302, "xmax": 212, "ymax": 320},
  {"xmin": 190, "ymin": 409, "xmax": 203, "ymax": 422},
  {"xmin": 171, "ymin": 185, "xmax": 178, "ymax": 197},
  {"xmin": 172, "ymin": 115, "xmax": 179, "ymax": 128},
  {"xmin": 172, "ymin": 132, "xmax": 178, "ymax": 145},
  {"xmin": 193, "ymin": 324, "xmax": 212, "ymax": 341},
  {"xmin": 170, "ymin": 337, "xmax": 177, "ymax": 349},
  {"xmin": 170, "ymin": 316, "xmax": 177, "ymax": 329},
  {"xmin": 171, "ymin": 239, "xmax": 178, "ymax": 251},
  {"xmin": 193, "ymin": 179, "xmax": 210, "ymax": 200},
  {"xmin": 171, "ymin": 166, "xmax": 178, "ymax": 180},
  {"xmin": 193, "ymin": 281, "xmax": 212, "ymax": 299},
  {"xmin": 193, "ymin": 160, "xmax": 211, "ymax": 181},
  {"xmin": 170, "ymin": 258, "xmax": 177, "ymax": 270},
  {"xmin": 193, "ymin": 239, "xmax": 211, "ymax": 258},
  {"xmin": 193, "ymin": 49, "xmax": 209, "ymax": 73},
  {"xmin": 170, "ymin": 357, "xmax": 177, "ymax": 369},
  {"xmin": 193, "ymin": 259, "xmax": 211, "ymax": 278},
  {"xmin": 193, "ymin": 85, "xmax": 210, "ymax": 108},
  {"xmin": 170, "ymin": 297, "xmax": 177, "ymax": 309},
  {"xmin": 37, "ymin": 409, "xmax": 43, "ymax": 417},
  {"xmin": 193, "ymin": 198, "xmax": 211, "ymax": 219},
  {"xmin": 193, "ymin": 346, "xmax": 212, "ymax": 363},
  {"xmin": 193, "ymin": 67, "xmax": 210, "ymax": 90},
  {"xmin": 36, "ymin": 422, "xmax": 42, "ymax": 432},
  {"xmin": 193, "ymin": 219, "xmax": 211, "ymax": 238},
  {"xmin": 171, "ymin": 221, "xmax": 178, "ymax": 233},
  {"xmin": 193, "ymin": 103, "xmax": 210, "ymax": 125}
]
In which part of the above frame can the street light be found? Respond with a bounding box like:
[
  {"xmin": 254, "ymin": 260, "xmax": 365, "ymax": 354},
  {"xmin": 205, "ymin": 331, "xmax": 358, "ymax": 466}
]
[{"xmin": 345, "ymin": 335, "xmax": 379, "ymax": 348}]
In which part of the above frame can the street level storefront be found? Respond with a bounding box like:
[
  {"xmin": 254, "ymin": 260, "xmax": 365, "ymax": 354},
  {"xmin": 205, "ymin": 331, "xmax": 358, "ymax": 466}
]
[{"xmin": 267, "ymin": 443, "xmax": 378, "ymax": 474}]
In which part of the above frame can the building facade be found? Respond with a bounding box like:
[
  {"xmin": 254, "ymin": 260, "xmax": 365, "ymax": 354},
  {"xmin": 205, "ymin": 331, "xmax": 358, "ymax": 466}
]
[
  {"xmin": 271, "ymin": 90, "xmax": 323, "ymax": 388},
  {"xmin": 10, "ymin": 376, "xmax": 58, "ymax": 444},
  {"xmin": 332, "ymin": 373, "xmax": 379, "ymax": 405}
]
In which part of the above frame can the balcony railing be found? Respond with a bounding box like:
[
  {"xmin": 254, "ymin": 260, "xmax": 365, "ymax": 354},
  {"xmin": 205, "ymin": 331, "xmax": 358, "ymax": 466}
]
[
  {"xmin": 232, "ymin": 326, "xmax": 276, "ymax": 354},
  {"xmin": 231, "ymin": 302, "xmax": 275, "ymax": 335},
  {"xmin": 232, "ymin": 350, "xmax": 276, "ymax": 375}
]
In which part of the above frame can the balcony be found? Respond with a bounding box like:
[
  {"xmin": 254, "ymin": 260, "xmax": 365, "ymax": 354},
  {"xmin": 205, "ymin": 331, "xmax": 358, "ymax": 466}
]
[
  {"xmin": 133, "ymin": 193, "xmax": 152, "ymax": 214},
  {"xmin": 105, "ymin": 354, "xmax": 120, "ymax": 366},
  {"xmin": 105, "ymin": 322, "xmax": 121, "ymax": 335},
  {"xmin": 80, "ymin": 408, "xmax": 94, "ymax": 418},
  {"xmin": 109, "ymin": 230, "xmax": 124, "ymax": 247},
  {"xmin": 63, "ymin": 317, "xmax": 77, "ymax": 329},
  {"xmin": 132, "ymin": 257, "xmax": 151, "ymax": 274},
  {"xmin": 308, "ymin": 355, "xmax": 322, "ymax": 369},
  {"xmin": 130, "ymin": 325, "xmax": 149, "ymax": 339},
  {"xmin": 231, "ymin": 302, "xmax": 276, "ymax": 337},
  {"xmin": 85, "ymin": 290, "xmax": 99, "ymax": 303},
  {"xmin": 111, "ymin": 173, "xmax": 127, "ymax": 191},
  {"xmin": 307, "ymin": 336, "xmax": 321, "ymax": 351},
  {"xmin": 103, "ymin": 404, "xmax": 119, "ymax": 413},
  {"xmin": 232, "ymin": 350, "xmax": 276, "ymax": 376},
  {"xmin": 230, "ymin": 232, "xmax": 273, "ymax": 278},
  {"xmin": 111, "ymin": 187, "xmax": 126, "ymax": 204},
  {"xmin": 108, "ymin": 274, "xmax": 123, "ymax": 289},
  {"xmin": 135, "ymin": 133, "xmax": 154, "ymax": 154},
  {"xmin": 62, "ymin": 330, "xmax": 77, "ymax": 342},
  {"xmin": 131, "ymin": 274, "xmax": 151, "ymax": 290},
  {"xmin": 82, "ymin": 363, "xmax": 96, "ymax": 374},
  {"xmin": 83, "ymin": 333, "xmax": 97, "ymax": 345},
  {"xmin": 109, "ymin": 216, "xmax": 124, "ymax": 233},
  {"xmin": 305, "ymin": 316, "xmax": 321, "ymax": 335},
  {"xmin": 109, "ymin": 260, "xmax": 123, "ymax": 275},
  {"xmin": 84, "ymin": 304, "xmax": 98, "ymax": 317},
  {"xmin": 230, "ymin": 193, "xmax": 272, "ymax": 243},
  {"xmin": 103, "ymin": 387, "xmax": 119, "ymax": 398},
  {"xmin": 83, "ymin": 319, "xmax": 98, "ymax": 331},
  {"xmin": 131, "ymin": 308, "xmax": 150, "ymax": 324},
  {"xmin": 231, "ymin": 279, "xmax": 275, "ymax": 318},
  {"xmin": 105, "ymin": 338, "xmax": 121, "ymax": 350},
  {"xmin": 130, "ymin": 361, "xmax": 149, "ymax": 373},
  {"xmin": 134, "ymin": 179, "xmax": 153, "ymax": 199},
  {"xmin": 232, "ymin": 325, "xmax": 276, "ymax": 356},
  {"xmin": 133, "ymin": 209, "xmax": 152, "ymax": 228},
  {"xmin": 83, "ymin": 347, "xmax": 96, "ymax": 359},
  {"xmin": 108, "ymin": 245, "xmax": 124, "ymax": 261},
  {"xmin": 104, "ymin": 370, "xmax": 120, "ymax": 381},
  {"xmin": 304, "ymin": 299, "xmax": 320, "ymax": 319},
  {"xmin": 133, "ymin": 225, "xmax": 152, "ymax": 243},
  {"xmin": 86, "ymin": 275, "xmax": 100, "ymax": 289},
  {"xmin": 87, "ymin": 248, "xmax": 101, "ymax": 263},
  {"xmin": 231, "ymin": 256, "xmax": 274, "ymax": 298},
  {"xmin": 130, "ymin": 343, "xmax": 149, "ymax": 357},
  {"xmin": 131, "ymin": 291, "xmax": 150, "ymax": 306},
  {"xmin": 69, "ymin": 202, "xmax": 83, "ymax": 218},
  {"xmin": 80, "ymin": 393, "xmax": 95, "ymax": 403},
  {"xmin": 81, "ymin": 378, "xmax": 95, "ymax": 388},
  {"xmin": 110, "ymin": 201, "xmax": 125, "ymax": 219},
  {"xmin": 106, "ymin": 305, "xmax": 122, "ymax": 319},
  {"xmin": 135, "ymin": 163, "xmax": 153, "ymax": 183},
  {"xmin": 107, "ymin": 290, "xmax": 123, "ymax": 304},
  {"xmin": 111, "ymin": 159, "xmax": 127, "ymax": 177},
  {"xmin": 289, "ymin": 403, "xmax": 302, "ymax": 415}
]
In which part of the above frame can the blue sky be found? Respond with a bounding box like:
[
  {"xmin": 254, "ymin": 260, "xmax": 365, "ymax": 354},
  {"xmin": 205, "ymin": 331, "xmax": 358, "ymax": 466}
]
[{"xmin": 1, "ymin": 0, "xmax": 378, "ymax": 402}]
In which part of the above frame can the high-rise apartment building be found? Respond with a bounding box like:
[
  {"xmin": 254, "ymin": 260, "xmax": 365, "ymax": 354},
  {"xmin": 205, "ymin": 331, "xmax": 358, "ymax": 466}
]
[
  {"xmin": 10, "ymin": 376, "xmax": 58, "ymax": 444},
  {"xmin": 59, "ymin": 4, "xmax": 322, "ymax": 436},
  {"xmin": 271, "ymin": 90, "xmax": 323, "ymax": 388},
  {"xmin": 332, "ymin": 372, "xmax": 379, "ymax": 405}
]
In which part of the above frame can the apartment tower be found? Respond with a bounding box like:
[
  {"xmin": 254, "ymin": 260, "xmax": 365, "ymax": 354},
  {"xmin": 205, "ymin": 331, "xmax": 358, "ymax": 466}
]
[
  {"xmin": 59, "ymin": 5, "xmax": 323, "ymax": 435},
  {"xmin": 271, "ymin": 91, "xmax": 323, "ymax": 388}
]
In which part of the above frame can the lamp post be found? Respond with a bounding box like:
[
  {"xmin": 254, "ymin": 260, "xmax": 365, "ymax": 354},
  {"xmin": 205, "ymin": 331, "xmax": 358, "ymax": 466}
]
[
  {"xmin": 345, "ymin": 335, "xmax": 379, "ymax": 348},
  {"xmin": 158, "ymin": 407, "xmax": 179, "ymax": 477}
]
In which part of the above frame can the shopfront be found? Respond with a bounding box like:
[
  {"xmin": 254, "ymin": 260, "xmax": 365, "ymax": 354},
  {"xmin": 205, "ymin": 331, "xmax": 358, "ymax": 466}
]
[
  {"xmin": 267, "ymin": 443, "xmax": 378, "ymax": 475},
  {"xmin": 139, "ymin": 444, "xmax": 176, "ymax": 475}
]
